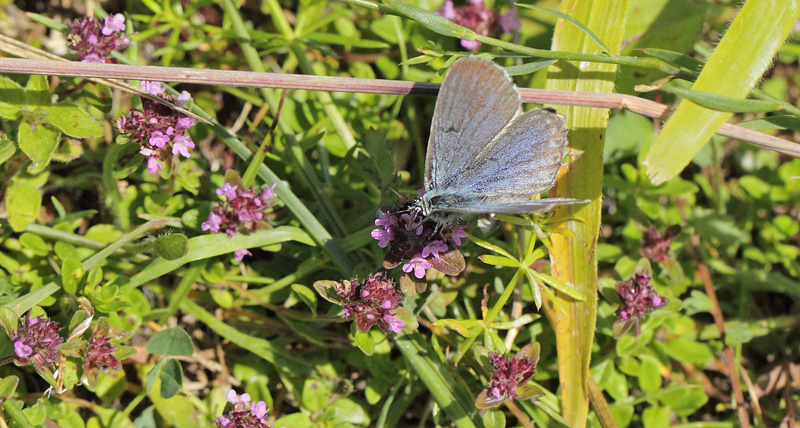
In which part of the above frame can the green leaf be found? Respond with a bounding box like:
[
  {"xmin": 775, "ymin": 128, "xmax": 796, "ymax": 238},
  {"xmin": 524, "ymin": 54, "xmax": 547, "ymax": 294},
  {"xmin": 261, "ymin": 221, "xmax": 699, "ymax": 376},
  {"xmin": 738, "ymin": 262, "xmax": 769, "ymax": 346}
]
[
  {"xmin": 48, "ymin": 102, "xmax": 103, "ymax": 138},
  {"xmin": 18, "ymin": 122, "xmax": 59, "ymax": 174},
  {"xmin": 25, "ymin": 75, "xmax": 51, "ymax": 107},
  {"xmin": 0, "ymin": 308, "xmax": 19, "ymax": 337},
  {"xmin": 644, "ymin": 0, "xmax": 800, "ymax": 184},
  {"xmin": 394, "ymin": 332, "xmax": 480, "ymax": 428},
  {"xmin": 352, "ymin": 327, "xmax": 375, "ymax": 356},
  {"xmin": 478, "ymin": 254, "xmax": 520, "ymax": 268},
  {"xmin": 738, "ymin": 115, "xmax": 800, "ymax": 131},
  {"xmin": 433, "ymin": 319, "xmax": 484, "ymax": 338},
  {"xmin": 504, "ymin": 60, "xmax": 557, "ymax": 76},
  {"xmin": 638, "ymin": 356, "xmax": 661, "ymax": 395},
  {"xmin": 159, "ymin": 359, "xmax": 183, "ymax": 399},
  {"xmin": 384, "ymin": 0, "xmax": 476, "ymax": 41},
  {"xmin": 128, "ymin": 227, "xmax": 314, "ymax": 289},
  {"xmin": 86, "ymin": 267, "xmax": 103, "ymax": 289},
  {"xmin": 0, "ymin": 76, "xmax": 24, "ymax": 119},
  {"xmin": 663, "ymin": 337, "xmax": 714, "ymax": 366},
  {"xmin": 664, "ymin": 85, "xmax": 782, "ymax": 113},
  {"xmin": 18, "ymin": 232, "xmax": 48, "ymax": 256},
  {"xmin": 291, "ymin": 284, "xmax": 318, "ymax": 315},
  {"xmin": 517, "ymin": 4, "xmax": 611, "ymax": 53},
  {"xmin": 0, "ymin": 134, "xmax": 16, "ymax": 164},
  {"xmin": 146, "ymin": 328, "xmax": 194, "ymax": 357},
  {"xmin": 6, "ymin": 181, "xmax": 41, "ymax": 231},
  {"xmin": 0, "ymin": 376, "xmax": 19, "ymax": 399},
  {"xmin": 469, "ymin": 236, "xmax": 515, "ymax": 260},
  {"xmin": 529, "ymin": 270, "xmax": 584, "ymax": 301},
  {"xmin": 301, "ymin": 32, "xmax": 390, "ymax": 48},
  {"xmin": 61, "ymin": 257, "xmax": 84, "ymax": 294},
  {"xmin": 482, "ymin": 409, "xmax": 506, "ymax": 428}
]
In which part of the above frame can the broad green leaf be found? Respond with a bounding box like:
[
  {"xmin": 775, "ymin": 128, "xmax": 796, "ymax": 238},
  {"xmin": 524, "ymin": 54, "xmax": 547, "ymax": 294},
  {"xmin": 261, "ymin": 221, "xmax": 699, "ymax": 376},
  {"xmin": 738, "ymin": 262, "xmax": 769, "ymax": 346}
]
[
  {"xmin": 644, "ymin": 0, "xmax": 800, "ymax": 184},
  {"xmin": 25, "ymin": 75, "xmax": 51, "ymax": 107},
  {"xmin": 301, "ymin": 378, "xmax": 331, "ymax": 413},
  {"xmin": 48, "ymin": 102, "xmax": 103, "ymax": 138},
  {"xmin": 353, "ymin": 328, "xmax": 375, "ymax": 356},
  {"xmin": 0, "ymin": 76, "xmax": 24, "ymax": 119},
  {"xmin": 18, "ymin": 122, "xmax": 59, "ymax": 174},
  {"xmin": 0, "ymin": 376, "xmax": 19, "ymax": 399},
  {"xmin": 0, "ymin": 308, "xmax": 19, "ymax": 336},
  {"xmin": 6, "ymin": 181, "xmax": 41, "ymax": 231},
  {"xmin": 482, "ymin": 409, "xmax": 506, "ymax": 428},
  {"xmin": 291, "ymin": 283, "xmax": 318, "ymax": 315},
  {"xmin": 19, "ymin": 232, "xmax": 48, "ymax": 256},
  {"xmin": 0, "ymin": 134, "xmax": 16, "ymax": 164},
  {"xmin": 61, "ymin": 258, "xmax": 84, "ymax": 294},
  {"xmin": 159, "ymin": 359, "xmax": 183, "ymax": 399},
  {"xmin": 146, "ymin": 328, "xmax": 194, "ymax": 357}
]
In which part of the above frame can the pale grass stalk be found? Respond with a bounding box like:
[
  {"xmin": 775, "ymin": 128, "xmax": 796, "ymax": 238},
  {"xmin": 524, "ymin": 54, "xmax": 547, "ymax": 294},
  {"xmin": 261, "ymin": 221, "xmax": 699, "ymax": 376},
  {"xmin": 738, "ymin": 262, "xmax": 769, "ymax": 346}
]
[{"xmin": 0, "ymin": 57, "xmax": 796, "ymax": 156}]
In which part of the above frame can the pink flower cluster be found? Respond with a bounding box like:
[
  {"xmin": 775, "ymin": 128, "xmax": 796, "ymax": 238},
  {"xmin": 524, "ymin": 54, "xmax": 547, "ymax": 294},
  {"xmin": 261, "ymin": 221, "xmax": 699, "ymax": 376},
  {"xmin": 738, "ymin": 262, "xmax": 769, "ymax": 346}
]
[
  {"xmin": 117, "ymin": 81, "xmax": 196, "ymax": 175},
  {"xmin": 436, "ymin": 0, "xmax": 520, "ymax": 49},
  {"xmin": 201, "ymin": 182, "xmax": 277, "ymax": 261},
  {"xmin": 216, "ymin": 390, "xmax": 271, "ymax": 428},
  {"xmin": 640, "ymin": 225, "xmax": 680, "ymax": 262},
  {"xmin": 616, "ymin": 272, "xmax": 669, "ymax": 323},
  {"xmin": 486, "ymin": 350, "xmax": 536, "ymax": 403},
  {"xmin": 83, "ymin": 330, "xmax": 122, "ymax": 375},
  {"xmin": 67, "ymin": 14, "xmax": 132, "ymax": 63},
  {"xmin": 336, "ymin": 272, "xmax": 405, "ymax": 334},
  {"xmin": 371, "ymin": 205, "xmax": 468, "ymax": 279},
  {"xmin": 11, "ymin": 314, "xmax": 64, "ymax": 371}
]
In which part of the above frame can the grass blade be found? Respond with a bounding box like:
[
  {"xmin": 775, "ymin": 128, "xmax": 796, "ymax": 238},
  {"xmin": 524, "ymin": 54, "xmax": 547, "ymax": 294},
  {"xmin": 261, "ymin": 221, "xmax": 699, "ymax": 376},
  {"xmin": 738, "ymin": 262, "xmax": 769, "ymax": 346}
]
[{"xmin": 644, "ymin": 0, "xmax": 800, "ymax": 184}]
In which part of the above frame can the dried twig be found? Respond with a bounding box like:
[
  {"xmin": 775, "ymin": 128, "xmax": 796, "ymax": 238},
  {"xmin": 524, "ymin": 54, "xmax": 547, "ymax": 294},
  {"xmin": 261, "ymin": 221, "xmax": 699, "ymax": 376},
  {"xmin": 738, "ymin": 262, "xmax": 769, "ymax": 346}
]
[{"xmin": 0, "ymin": 58, "xmax": 797, "ymax": 157}]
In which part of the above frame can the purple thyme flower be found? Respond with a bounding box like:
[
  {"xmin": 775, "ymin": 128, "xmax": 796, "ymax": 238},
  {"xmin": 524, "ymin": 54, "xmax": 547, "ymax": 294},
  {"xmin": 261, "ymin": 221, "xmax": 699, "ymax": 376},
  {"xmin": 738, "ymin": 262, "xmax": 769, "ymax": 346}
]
[
  {"xmin": 335, "ymin": 271, "xmax": 405, "ymax": 334},
  {"xmin": 202, "ymin": 183, "xmax": 277, "ymax": 236},
  {"xmin": 616, "ymin": 272, "xmax": 669, "ymax": 324},
  {"xmin": 403, "ymin": 255, "xmax": 432, "ymax": 279},
  {"xmin": 485, "ymin": 350, "xmax": 536, "ymax": 403},
  {"xmin": 67, "ymin": 14, "xmax": 132, "ymax": 63},
  {"xmin": 640, "ymin": 225, "xmax": 680, "ymax": 263},
  {"xmin": 422, "ymin": 240, "xmax": 448, "ymax": 259},
  {"xmin": 202, "ymin": 182, "xmax": 277, "ymax": 260},
  {"xmin": 117, "ymin": 81, "xmax": 196, "ymax": 175},
  {"xmin": 372, "ymin": 196, "xmax": 469, "ymax": 277},
  {"xmin": 436, "ymin": 0, "xmax": 520, "ymax": 49},
  {"xmin": 83, "ymin": 330, "xmax": 122, "ymax": 374},
  {"xmin": 10, "ymin": 314, "xmax": 64, "ymax": 371},
  {"xmin": 216, "ymin": 390, "xmax": 272, "ymax": 428}
]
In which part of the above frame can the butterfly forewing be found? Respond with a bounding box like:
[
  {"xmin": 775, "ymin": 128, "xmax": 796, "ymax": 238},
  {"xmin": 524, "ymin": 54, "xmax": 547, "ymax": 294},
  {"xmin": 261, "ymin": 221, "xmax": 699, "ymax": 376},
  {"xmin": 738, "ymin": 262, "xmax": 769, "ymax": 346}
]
[
  {"xmin": 425, "ymin": 58, "xmax": 520, "ymax": 192},
  {"xmin": 448, "ymin": 108, "xmax": 568, "ymax": 194}
]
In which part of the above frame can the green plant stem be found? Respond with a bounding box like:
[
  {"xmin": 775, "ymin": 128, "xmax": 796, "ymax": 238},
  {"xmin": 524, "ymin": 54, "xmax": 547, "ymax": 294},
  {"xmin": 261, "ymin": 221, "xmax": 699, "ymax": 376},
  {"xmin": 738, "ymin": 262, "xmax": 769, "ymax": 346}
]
[{"xmin": 1, "ymin": 400, "xmax": 32, "ymax": 428}]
